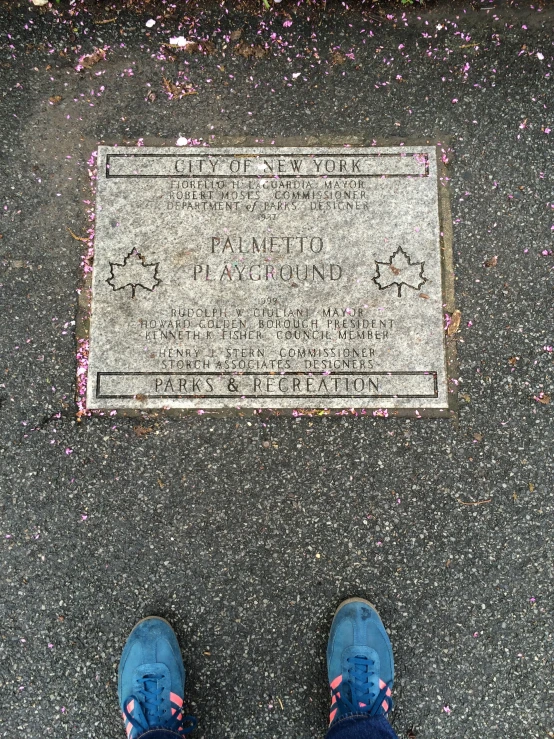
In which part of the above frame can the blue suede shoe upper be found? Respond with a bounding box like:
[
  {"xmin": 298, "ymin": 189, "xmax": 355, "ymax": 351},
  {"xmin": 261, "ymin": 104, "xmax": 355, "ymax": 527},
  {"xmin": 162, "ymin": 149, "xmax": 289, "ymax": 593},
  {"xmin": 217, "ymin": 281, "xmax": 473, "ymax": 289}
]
[
  {"xmin": 118, "ymin": 617, "xmax": 196, "ymax": 738},
  {"xmin": 327, "ymin": 599, "xmax": 394, "ymax": 726}
]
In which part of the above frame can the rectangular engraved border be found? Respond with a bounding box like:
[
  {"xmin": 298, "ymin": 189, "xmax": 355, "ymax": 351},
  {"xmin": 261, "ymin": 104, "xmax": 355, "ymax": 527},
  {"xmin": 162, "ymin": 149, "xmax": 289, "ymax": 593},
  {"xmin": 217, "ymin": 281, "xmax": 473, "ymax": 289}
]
[
  {"xmin": 77, "ymin": 135, "xmax": 457, "ymax": 420},
  {"xmin": 105, "ymin": 152, "xmax": 429, "ymax": 179},
  {"xmin": 96, "ymin": 371, "xmax": 439, "ymax": 400}
]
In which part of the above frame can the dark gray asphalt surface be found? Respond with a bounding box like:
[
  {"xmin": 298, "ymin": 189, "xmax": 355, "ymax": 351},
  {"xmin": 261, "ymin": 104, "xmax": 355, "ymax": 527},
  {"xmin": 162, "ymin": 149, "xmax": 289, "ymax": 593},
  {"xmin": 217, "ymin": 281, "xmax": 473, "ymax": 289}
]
[{"xmin": 1, "ymin": 1, "xmax": 553, "ymax": 737}]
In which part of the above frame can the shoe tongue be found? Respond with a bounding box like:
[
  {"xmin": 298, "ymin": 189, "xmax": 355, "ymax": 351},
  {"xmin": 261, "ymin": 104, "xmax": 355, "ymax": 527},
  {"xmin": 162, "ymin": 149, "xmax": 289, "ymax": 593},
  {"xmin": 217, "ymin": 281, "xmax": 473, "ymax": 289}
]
[
  {"xmin": 134, "ymin": 662, "xmax": 169, "ymax": 684},
  {"xmin": 343, "ymin": 644, "xmax": 379, "ymax": 667},
  {"xmin": 343, "ymin": 646, "xmax": 380, "ymax": 706},
  {"xmin": 133, "ymin": 663, "xmax": 171, "ymax": 723},
  {"xmin": 142, "ymin": 674, "xmax": 160, "ymax": 694}
]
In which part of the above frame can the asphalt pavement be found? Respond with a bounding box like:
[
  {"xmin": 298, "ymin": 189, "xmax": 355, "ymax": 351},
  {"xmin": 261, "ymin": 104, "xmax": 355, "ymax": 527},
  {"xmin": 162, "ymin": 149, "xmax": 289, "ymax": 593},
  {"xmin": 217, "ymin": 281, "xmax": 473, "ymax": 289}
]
[{"xmin": 0, "ymin": 1, "xmax": 552, "ymax": 738}]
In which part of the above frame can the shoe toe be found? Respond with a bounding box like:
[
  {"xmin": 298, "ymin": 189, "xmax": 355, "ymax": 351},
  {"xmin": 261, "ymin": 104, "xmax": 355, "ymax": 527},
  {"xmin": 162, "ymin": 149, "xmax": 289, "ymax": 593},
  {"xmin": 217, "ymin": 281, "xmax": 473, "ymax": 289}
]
[
  {"xmin": 118, "ymin": 618, "xmax": 185, "ymax": 706},
  {"xmin": 327, "ymin": 600, "xmax": 394, "ymax": 685}
]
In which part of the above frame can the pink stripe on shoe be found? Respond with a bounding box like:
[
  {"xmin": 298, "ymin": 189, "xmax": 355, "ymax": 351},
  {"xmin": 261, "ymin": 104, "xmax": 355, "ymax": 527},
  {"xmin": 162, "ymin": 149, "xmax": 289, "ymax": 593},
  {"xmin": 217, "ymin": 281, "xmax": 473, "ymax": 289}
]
[
  {"xmin": 170, "ymin": 692, "xmax": 184, "ymax": 720},
  {"xmin": 123, "ymin": 699, "xmax": 136, "ymax": 738},
  {"xmin": 330, "ymin": 675, "xmax": 342, "ymax": 690},
  {"xmin": 170, "ymin": 692, "xmax": 183, "ymax": 706}
]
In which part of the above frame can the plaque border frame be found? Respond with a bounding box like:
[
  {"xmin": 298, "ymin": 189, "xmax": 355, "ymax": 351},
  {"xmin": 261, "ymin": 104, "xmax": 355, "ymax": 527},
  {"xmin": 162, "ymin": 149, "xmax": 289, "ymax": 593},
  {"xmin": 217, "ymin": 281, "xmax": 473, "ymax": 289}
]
[
  {"xmin": 96, "ymin": 371, "xmax": 439, "ymax": 400},
  {"xmin": 76, "ymin": 136, "xmax": 457, "ymax": 420}
]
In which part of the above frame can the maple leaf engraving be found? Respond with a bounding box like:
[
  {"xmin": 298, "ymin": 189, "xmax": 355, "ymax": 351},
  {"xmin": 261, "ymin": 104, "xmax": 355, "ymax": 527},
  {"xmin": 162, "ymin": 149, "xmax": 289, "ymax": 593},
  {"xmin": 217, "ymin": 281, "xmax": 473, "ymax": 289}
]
[
  {"xmin": 107, "ymin": 248, "xmax": 161, "ymax": 298},
  {"xmin": 373, "ymin": 247, "xmax": 426, "ymax": 297}
]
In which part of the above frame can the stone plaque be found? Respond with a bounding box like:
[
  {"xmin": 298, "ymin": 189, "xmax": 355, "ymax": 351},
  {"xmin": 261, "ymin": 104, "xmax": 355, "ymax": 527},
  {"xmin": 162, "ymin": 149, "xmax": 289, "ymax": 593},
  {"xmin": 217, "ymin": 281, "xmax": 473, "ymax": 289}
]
[{"xmin": 85, "ymin": 145, "xmax": 455, "ymax": 415}]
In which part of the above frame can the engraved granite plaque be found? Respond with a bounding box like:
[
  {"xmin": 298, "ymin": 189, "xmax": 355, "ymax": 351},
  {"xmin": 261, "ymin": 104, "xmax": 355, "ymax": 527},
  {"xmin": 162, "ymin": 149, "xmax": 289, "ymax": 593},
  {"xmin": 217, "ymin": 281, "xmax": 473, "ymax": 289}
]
[{"xmin": 85, "ymin": 145, "xmax": 455, "ymax": 414}]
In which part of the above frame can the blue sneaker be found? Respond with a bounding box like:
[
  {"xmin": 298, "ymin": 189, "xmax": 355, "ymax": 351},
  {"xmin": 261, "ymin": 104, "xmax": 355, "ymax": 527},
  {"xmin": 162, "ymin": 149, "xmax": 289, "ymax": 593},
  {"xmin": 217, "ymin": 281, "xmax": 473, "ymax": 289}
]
[
  {"xmin": 327, "ymin": 598, "xmax": 394, "ymax": 726},
  {"xmin": 118, "ymin": 617, "xmax": 197, "ymax": 738}
]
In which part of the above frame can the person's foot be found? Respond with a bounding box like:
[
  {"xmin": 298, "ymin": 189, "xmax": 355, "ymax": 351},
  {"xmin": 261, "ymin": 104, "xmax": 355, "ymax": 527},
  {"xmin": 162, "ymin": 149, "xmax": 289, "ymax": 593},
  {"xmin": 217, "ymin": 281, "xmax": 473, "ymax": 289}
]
[
  {"xmin": 118, "ymin": 617, "xmax": 197, "ymax": 738},
  {"xmin": 326, "ymin": 598, "xmax": 394, "ymax": 726}
]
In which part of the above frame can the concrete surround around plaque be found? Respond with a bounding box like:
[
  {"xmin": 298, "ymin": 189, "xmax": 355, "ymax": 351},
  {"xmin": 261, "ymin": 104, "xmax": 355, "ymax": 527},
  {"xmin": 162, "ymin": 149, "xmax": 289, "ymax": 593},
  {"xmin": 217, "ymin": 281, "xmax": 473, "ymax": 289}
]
[{"xmin": 81, "ymin": 140, "xmax": 457, "ymax": 417}]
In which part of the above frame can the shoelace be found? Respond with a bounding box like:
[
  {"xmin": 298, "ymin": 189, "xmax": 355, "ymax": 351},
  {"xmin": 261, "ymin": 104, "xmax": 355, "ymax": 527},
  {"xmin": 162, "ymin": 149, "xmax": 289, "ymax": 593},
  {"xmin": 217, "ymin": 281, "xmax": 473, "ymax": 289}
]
[
  {"xmin": 123, "ymin": 673, "xmax": 197, "ymax": 736},
  {"xmin": 332, "ymin": 655, "xmax": 393, "ymax": 717}
]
